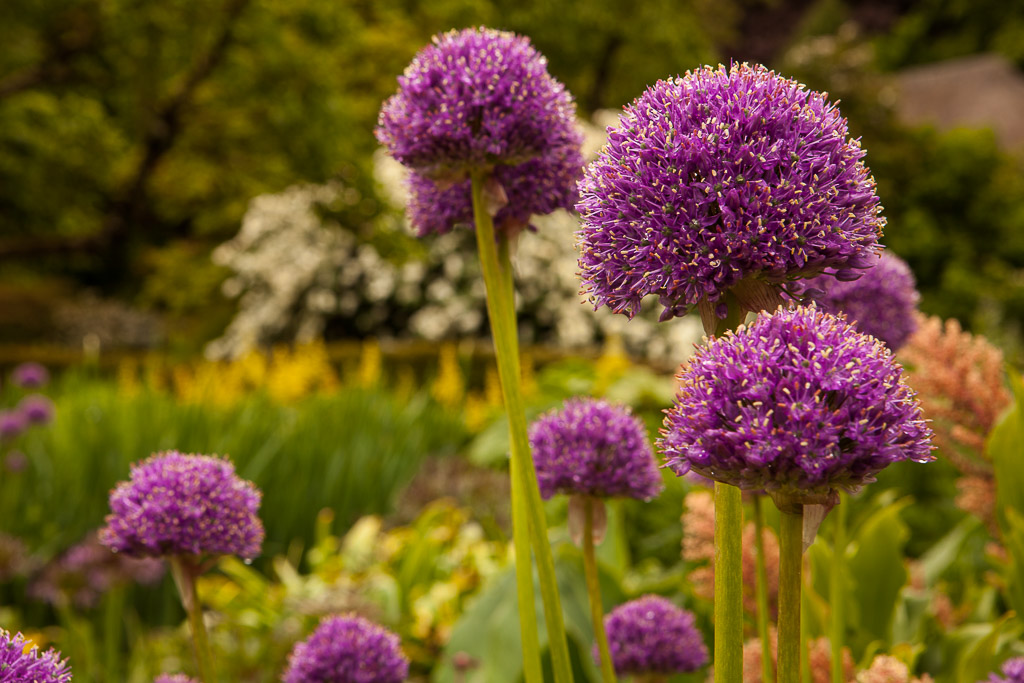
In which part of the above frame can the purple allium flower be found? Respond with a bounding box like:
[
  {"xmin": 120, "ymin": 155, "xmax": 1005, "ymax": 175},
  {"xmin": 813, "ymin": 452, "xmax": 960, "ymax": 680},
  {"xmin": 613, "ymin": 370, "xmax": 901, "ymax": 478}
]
[
  {"xmin": 0, "ymin": 410, "xmax": 26, "ymax": 441},
  {"xmin": 31, "ymin": 532, "xmax": 164, "ymax": 609},
  {"xmin": 282, "ymin": 614, "xmax": 409, "ymax": 683},
  {"xmin": 600, "ymin": 595, "xmax": 708, "ymax": 675},
  {"xmin": 99, "ymin": 451, "xmax": 264, "ymax": 560},
  {"xmin": 659, "ymin": 306, "xmax": 933, "ymax": 506},
  {"xmin": 155, "ymin": 675, "xmax": 199, "ymax": 683},
  {"xmin": 405, "ymin": 140, "xmax": 584, "ymax": 236},
  {"xmin": 377, "ymin": 27, "xmax": 579, "ymax": 181},
  {"xmin": 529, "ymin": 398, "xmax": 664, "ymax": 501},
  {"xmin": 18, "ymin": 394, "xmax": 55, "ymax": 426},
  {"xmin": 987, "ymin": 658, "xmax": 1024, "ymax": 683},
  {"xmin": 797, "ymin": 251, "xmax": 919, "ymax": 350},
  {"xmin": 0, "ymin": 629, "xmax": 72, "ymax": 683},
  {"xmin": 577, "ymin": 63, "xmax": 883, "ymax": 323},
  {"xmin": 11, "ymin": 362, "xmax": 49, "ymax": 388}
]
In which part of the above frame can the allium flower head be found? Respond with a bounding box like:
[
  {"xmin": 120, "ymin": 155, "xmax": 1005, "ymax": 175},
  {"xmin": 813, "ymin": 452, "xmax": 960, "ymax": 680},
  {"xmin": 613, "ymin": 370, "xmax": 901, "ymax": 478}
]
[
  {"xmin": 100, "ymin": 451, "xmax": 264, "ymax": 560},
  {"xmin": 155, "ymin": 675, "xmax": 199, "ymax": 683},
  {"xmin": 377, "ymin": 27, "xmax": 579, "ymax": 180},
  {"xmin": 660, "ymin": 306, "xmax": 933, "ymax": 506},
  {"xmin": 529, "ymin": 398, "xmax": 663, "ymax": 500},
  {"xmin": 800, "ymin": 251, "xmax": 919, "ymax": 350},
  {"xmin": 987, "ymin": 658, "xmax": 1024, "ymax": 683},
  {"xmin": 282, "ymin": 614, "xmax": 409, "ymax": 683},
  {"xmin": 18, "ymin": 394, "xmax": 55, "ymax": 425},
  {"xmin": 577, "ymin": 62, "xmax": 883, "ymax": 323},
  {"xmin": 0, "ymin": 629, "xmax": 72, "ymax": 683},
  {"xmin": 600, "ymin": 595, "xmax": 708, "ymax": 675},
  {"xmin": 405, "ymin": 141, "xmax": 583, "ymax": 236},
  {"xmin": 12, "ymin": 362, "xmax": 49, "ymax": 388}
]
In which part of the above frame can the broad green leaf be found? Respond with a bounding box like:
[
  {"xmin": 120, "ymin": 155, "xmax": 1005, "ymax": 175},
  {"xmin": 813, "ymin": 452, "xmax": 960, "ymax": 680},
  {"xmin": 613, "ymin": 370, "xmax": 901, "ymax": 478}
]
[
  {"xmin": 990, "ymin": 370, "xmax": 1024, "ymax": 528},
  {"xmin": 956, "ymin": 613, "xmax": 1018, "ymax": 683}
]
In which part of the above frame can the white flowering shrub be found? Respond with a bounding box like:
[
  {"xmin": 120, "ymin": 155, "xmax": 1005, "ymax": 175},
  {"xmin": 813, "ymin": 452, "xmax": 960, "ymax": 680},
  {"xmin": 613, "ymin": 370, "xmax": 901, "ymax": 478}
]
[{"xmin": 207, "ymin": 118, "xmax": 701, "ymax": 363}]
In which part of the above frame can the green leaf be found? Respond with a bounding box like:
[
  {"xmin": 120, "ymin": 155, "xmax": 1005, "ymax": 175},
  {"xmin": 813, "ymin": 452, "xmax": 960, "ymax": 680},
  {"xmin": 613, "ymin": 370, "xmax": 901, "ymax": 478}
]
[
  {"xmin": 990, "ymin": 370, "xmax": 1024, "ymax": 528},
  {"xmin": 956, "ymin": 613, "xmax": 1019, "ymax": 683},
  {"xmin": 845, "ymin": 499, "xmax": 911, "ymax": 654}
]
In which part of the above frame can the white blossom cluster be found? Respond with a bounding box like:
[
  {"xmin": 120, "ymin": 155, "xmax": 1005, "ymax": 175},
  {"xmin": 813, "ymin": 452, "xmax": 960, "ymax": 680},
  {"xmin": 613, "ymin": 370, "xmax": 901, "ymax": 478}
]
[{"xmin": 206, "ymin": 117, "xmax": 701, "ymax": 364}]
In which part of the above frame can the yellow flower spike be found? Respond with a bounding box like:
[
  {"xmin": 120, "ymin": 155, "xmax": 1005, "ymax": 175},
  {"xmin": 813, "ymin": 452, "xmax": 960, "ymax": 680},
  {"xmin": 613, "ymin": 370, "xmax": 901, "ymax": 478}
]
[{"xmin": 356, "ymin": 339, "xmax": 383, "ymax": 388}]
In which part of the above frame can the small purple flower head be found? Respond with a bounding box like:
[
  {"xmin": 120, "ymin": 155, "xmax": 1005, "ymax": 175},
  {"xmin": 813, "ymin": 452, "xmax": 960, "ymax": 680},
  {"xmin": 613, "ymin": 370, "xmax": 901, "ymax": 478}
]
[
  {"xmin": 987, "ymin": 658, "xmax": 1024, "ymax": 683},
  {"xmin": 282, "ymin": 614, "xmax": 409, "ymax": 683},
  {"xmin": 659, "ymin": 306, "xmax": 933, "ymax": 507},
  {"xmin": 18, "ymin": 394, "xmax": 55, "ymax": 426},
  {"xmin": 798, "ymin": 251, "xmax": 919, "ymax": 350},
  {"xmin": 0, "ymin": 410, "xmax": 26, "ymax": 441},
  {"xmin": 155, "ymin": 675, "xmax": 200, "ymax": 683},
  {"xmin": 11, "ymin": 362, "xmax": 49, "ymax": 388},
  {"xmin": 529, "ymin": 398, "xmax": 664, "ymax": 501},
  {"xmin": 599, "ymin": 595, "xmax": 708, "ymax": 675},
  {"xmin": 377, "ymin": 27, "xmax": 579, "ymax": 181},
  {"xmin": 405, "ymin": 140, "xmax": 584, "ymax": 236},
  {"xmin": 99, "ymin": 451, "xmax": 264, "ymax": 560},
  {"xmin": 577, "ymin": 63, "xmax": 883, "ymax": 323},
  {"xmin": 31, "ymin": 532, "xmax": 164, "ymax": 609},
  {"xmin": 0, "ymin": 629, "xmax": 72, "ymax": 683}
]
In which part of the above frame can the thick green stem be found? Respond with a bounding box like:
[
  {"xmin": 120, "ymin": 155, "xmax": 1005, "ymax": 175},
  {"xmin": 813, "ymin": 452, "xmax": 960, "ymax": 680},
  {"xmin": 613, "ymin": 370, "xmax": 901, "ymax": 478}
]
[
  {"xmin": 470, "ymin": 171, "xmax": 572, "ymax": 683},
  {"xmin": 831, "ymin": 496, "xmax": 847, "ymax": 683},
  {"xmin": 778, "ymin": 507, "xmax": 804, "ymax": 683},
  {"xmin": 583, "ymin": 497, "xmax": 617, "ymax": 683},
  {"xmin": 753, "ymin": 495, "xmax": 775, "ymax": 683},
  {"xmin": 714, "ymin": 482, "xmax": 743, "ymax": 683},
  {"xmin": 170, "ymin": 556, "xmax": 215, "ymax": 683}
]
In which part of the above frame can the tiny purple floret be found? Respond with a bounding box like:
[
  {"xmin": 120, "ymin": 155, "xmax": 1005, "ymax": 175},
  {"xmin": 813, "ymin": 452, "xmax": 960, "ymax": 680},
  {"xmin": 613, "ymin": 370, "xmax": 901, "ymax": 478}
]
[
  {"xmin": 659, "ymin": 306, "xmax": 933, "ymax": 504},
  {"xmin": 600, "ymin": 595, "xmax": 708, "ymax": 675},
  {"xmin": 99, "ymin": 451, "xmax": 264, "ymax": 560},
  {"xmin": 11, "ymin": 362, "xmax": 49, "ymax": 388},
  {"xmin": 282, "ymin": 614, "xmax": 409, "ymax": 683},
  {"xmin": 577, "ymin": 63, "xmax": 883, "ymax": 321},
  {"xmin": 0, "ymin": 410, "xmax": 26, "ymax": 441},
  {"xmin": 18, "ymin": 394, "xmax": 55, "ymax": 426},
  {"xmin": 798, "ymin": 251, "xmax": 919, "ymax": 350},
  {"xmin": 529, "ymin": 398, "xmax": 664, "ymax": 501},
  {"xmin": 0, "ymin": 629, "xmax": 72, "ymax": 683}
]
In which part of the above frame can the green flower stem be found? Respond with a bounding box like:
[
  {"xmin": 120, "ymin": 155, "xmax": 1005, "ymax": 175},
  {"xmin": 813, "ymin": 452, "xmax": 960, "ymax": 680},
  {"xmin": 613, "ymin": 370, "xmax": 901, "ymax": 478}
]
[
  {"xmin": 711, "ymin": 295, "xmax": 747, "ymax": 683},
  {"xmin": 801, "ymin": 567, "xmax": 811, "ymax": 683},
  {"xmin": 831, "ymin": 494, "xmax": 847, "ymax": 683},
  {"xmin": 753, "ymin": 495, "xmax": 775, "ymax": 683},
  {"xmin": 470, "ymin": 171, "xmax": 573, "ymax": 683},
  {"xmin": 170, "ymin": 556, "xmax": 215, "ymax": 683},
  {"xmin": 778, "ymin": 505, "xmax": 804, "ymax": 683},
  {"xmin": 582, "ymin": 497, "xmax": 617, "ymax": 683},
  {"xmin": 713, "ymin": 482, "xmax": 744, "ymax": 682}
]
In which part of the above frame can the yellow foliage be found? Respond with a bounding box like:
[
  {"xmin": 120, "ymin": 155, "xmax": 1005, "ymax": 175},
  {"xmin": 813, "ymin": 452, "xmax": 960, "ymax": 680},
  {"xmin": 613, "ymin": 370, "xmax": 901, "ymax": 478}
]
[
  {"xmin": 431, "ymin": 343, "xmax": 465, "ymax": 408},
  {"xmin": 593, "ymin": 334, "xmax": 631, "ymax": 395},
  {"xmin": 355, "ymin": 339, "xmax": 383, "ymax": 388}
]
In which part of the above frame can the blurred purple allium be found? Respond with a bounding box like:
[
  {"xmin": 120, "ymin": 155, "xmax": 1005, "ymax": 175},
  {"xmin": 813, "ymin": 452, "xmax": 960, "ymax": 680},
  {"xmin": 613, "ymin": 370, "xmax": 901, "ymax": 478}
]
[
  {"xmin": 155, "ymin": 675, "xmax": 200, "ymax": 683},
  {"xmin": 600, "ymin": 595, "xmax": 708, "ymax": 675},
  {"xmin": 659, "ymin": 306, "xmax": 933, "ymax": 506},
  {"xmin": 0, "ymin": 410, "xmax": 26, "ymax": 441},
  {"xmin": 577, "ymin": 63, "xmax": 883, "ymax": 323},
  {"xmin": 798, "ymin": 251, "xmax": 919, "ymax": 350},
  {"xmin": 377, "ymin": 27, "xmax": 579, "ymax": 180},
  {"xmin": 30, "ymin": 532, "xmax": 164, "ymax": 609},
  {"xmin": 11, "ymin": 362, "xmax": 49, "ymax": 389},
  {"xmin": 99, "ymin": 451, "xmax": 264, "ymax": 560},
  {"xmin": 0, "ymin": 629, "xmax": 72, "ymax": 683},
  {"xmin": 528, "ymin": 398, "xmax": 663, "ymax": 501},
  {"xmin": 282, "ymin": 614, "xmax": 409, "ymax": 683},
  {"xmin": 405, "ymin": 140, "xmax": 583, "ymax": 236},
  {"xmin": 18, "ymin": 394, "xmax": 55, "ymax": 426},
  {"xmin": 987, "ymin": 658, "xmax": 1024, "ymax": 683}
]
